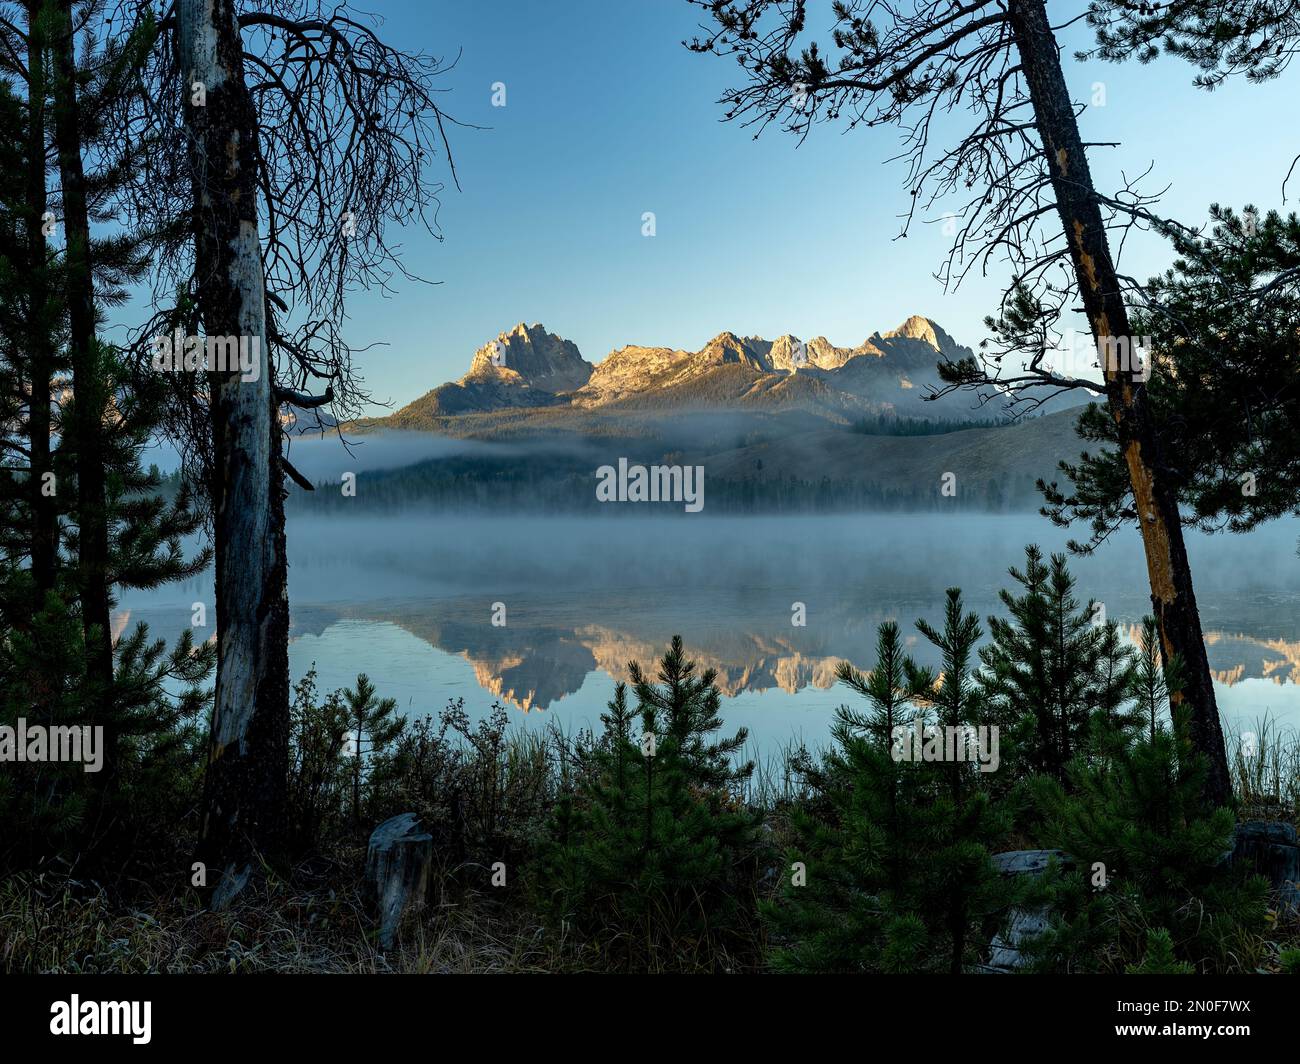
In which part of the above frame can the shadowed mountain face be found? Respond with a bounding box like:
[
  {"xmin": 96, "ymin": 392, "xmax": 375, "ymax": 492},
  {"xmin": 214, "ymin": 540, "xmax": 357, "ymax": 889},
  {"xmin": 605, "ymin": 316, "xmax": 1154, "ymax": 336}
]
[{"xmin": 368, "ymin": 315, "xmax": 1012, "ymax": 429}]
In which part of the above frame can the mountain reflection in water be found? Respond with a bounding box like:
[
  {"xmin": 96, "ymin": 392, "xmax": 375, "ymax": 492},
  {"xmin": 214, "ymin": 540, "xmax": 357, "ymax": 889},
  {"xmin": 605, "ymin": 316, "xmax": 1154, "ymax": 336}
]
[{"xmin": 116, "ymin": 514, "xmax": 1300, "ymax": 749}]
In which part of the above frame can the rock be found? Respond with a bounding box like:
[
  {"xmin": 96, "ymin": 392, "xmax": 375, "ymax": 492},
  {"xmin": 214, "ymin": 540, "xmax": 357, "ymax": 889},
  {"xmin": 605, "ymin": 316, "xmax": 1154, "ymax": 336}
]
[
  {"xmin": 364, "ymin": 813, "xmax": 433, "ymax": 949},
  {"xmin": 977, "ymin": 824, "xmax": 1300, "ymax": 971},
  {"xmin": 980, "ymin": 849, "xmax": 1071, "ymax": 974},
  {"xmin": 990, "ymin": 849, "xmax": 1068, "ymax": 877},
  {"xmin": 209, "ymin": 861, "xmax": 252, "ymax": 911},
  {"xmin": 390, "ymin": 323, "xmax": 592, "ymax": 417},
  {"xmin": 986, "ymin": 907, "xmax": 1054, "ymax": 971},
  {"xmin": 1230, "ymin": 820, "xmax": 1300, "ymax": 915},
  {"xmin": 464, "ymin": 322, "xmax": 593, "ymax": 394}
]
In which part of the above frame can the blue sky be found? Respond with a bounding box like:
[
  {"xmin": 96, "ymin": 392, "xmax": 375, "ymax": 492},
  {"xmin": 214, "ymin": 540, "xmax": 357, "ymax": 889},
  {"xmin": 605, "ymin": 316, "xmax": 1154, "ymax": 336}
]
[{"xmin": 328, "ymin": 0, "xmax": 1299, "ymax": 416}]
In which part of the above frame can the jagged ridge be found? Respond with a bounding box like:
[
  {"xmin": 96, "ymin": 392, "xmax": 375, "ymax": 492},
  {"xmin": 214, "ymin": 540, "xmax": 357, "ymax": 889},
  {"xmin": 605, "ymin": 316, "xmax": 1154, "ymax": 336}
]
[{"xmin": 379, "ymin": 315, "xmax": 980, "ymax": 427}]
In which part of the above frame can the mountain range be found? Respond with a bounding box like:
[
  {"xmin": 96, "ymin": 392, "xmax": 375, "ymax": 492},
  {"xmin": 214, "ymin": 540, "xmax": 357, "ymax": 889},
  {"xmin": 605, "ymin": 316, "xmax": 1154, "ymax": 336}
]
[
  {"xmin": 318, "ymin": 316, "xmax": 1097, "ymax": 512},
  {"xmin": 360, "ymin": 315, "xmax": 1004, "ymax": 431}
]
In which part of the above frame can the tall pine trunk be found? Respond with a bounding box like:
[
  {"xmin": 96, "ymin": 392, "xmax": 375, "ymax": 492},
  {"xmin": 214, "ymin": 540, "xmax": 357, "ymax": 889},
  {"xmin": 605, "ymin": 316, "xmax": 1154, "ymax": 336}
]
[
  {"xmin": 25, "ymin": 1, "xmax": 56, "ymax": 598},
  {"xmin": 178, "ymin": 0, "xmax": 290, "ymax": 904},
  {"xmin": 1008, "ymin": 0, "xmax": 1231, "ymax": 805},
  {"xmin": 50, "ymin": 0, "xmax": 115, "ymax": 780}
]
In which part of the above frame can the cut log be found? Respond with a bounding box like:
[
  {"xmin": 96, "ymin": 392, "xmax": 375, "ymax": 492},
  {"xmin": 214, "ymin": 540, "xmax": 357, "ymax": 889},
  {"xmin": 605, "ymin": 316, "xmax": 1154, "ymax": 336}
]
[{"xmin": 365, "ymin": 813, "xmax": 433, "ymax": 949}]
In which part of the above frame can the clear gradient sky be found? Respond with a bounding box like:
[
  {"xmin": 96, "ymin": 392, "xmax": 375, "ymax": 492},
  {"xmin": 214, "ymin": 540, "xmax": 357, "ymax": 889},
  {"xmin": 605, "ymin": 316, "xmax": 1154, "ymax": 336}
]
[{"xmin": 331, "ymin": 1, "xmax": 1298, "ymax": 416}]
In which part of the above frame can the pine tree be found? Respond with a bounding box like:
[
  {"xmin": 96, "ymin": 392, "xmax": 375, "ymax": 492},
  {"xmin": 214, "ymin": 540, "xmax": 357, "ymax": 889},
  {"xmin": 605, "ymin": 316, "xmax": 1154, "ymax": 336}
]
[
  {"xmin": 0, "ymin": 582, "xmax": 89, "ymax": 870},
  {"xmin": 689, "ymin": 0, "xmax": 1234, "ymax": 806},
  {"xmin": 67, "ymin": 0, "xmax": 214, "ymax": 863},
  {"xmin": 765, "ymin": 605, "xmax": 1015, "ymax": 974},
  {"xmin": 0, "ymin": 5, "xmax": 214, "ymax": 873},
  {"xmin": 1091, "ymin": 619, "xmax": 1142, "ymax": 742},
  {"xmin": 1026, "ymin": 705, "xmax": 1269, "ymax": 973},
  {"xmin": 979, "ymin": 546, "xmax": 1138, "ymax": 783},
  {"xmin": 1130, "ymin": 616, "xmax": 1182, "ymax": 746},
  {"xmin": 21, "ymin": 2, "xmax": 58, "ymax": 598},
  {"xmin": 1042, "ymin": 205, "xmax": 1300, "ymax": 537},
  {"xmin": 627, "ymin": 634, "xmax": 754, "ymax": 789},
  {"xmin": 539, "ymin": 639, "xmax": 760, "ymax": 970},
  {"xmin": 536, "ymin": 685, "xmax": 628, "ymax": 920},
  {"xmin": 342, "ymin": 673, "xmax": 405, "ymax": 832},
  {"xmin": 0, "ymin": 66, "xmax": 84, "ymax": 871},
  {"xmin": 1125, "ymin": 928, "xmax": 1195, "ymax": 976},
  {"xmin": 763, "ymin": 622, "xmax": 930, "ymax": 972},
  {"xmin": 910, "ymin": 589, "xmax": 1013, "ymax": 974},
  {"xmin": 1087, "ymin": 1, "xmax": 1300, "ymax": 91}
]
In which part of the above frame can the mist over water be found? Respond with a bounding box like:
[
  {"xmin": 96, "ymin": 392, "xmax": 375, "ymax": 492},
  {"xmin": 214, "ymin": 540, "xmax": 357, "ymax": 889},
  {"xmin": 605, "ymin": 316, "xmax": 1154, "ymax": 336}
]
[{"xmin": 118, "ymin": 512, "xmax": 1300, "ymax": 753}]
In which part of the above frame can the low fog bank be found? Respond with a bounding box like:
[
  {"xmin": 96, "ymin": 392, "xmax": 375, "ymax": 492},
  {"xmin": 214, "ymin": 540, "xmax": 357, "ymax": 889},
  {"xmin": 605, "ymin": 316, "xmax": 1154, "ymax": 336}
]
[
  {"xmin": 144, "ymin": 429, "xmax": 605, "ymax": 482},
  {"xmin": 116, "ymin": 509, "xmax": 1300, "ymax": 626},
  {"xmin": 280, "ymin": 511, "xmax": 1300, "ymax": 606},
  {"xmin": 282, "ymin": 429, "xmax": 601, "ymax": 482},
  {"xmin": 279, "ymin": 418, "xmax": 802, "ymax": 484},
  {"xmin": 279, "ymin": 421, "xmax": 1061, "ymax": 516}
]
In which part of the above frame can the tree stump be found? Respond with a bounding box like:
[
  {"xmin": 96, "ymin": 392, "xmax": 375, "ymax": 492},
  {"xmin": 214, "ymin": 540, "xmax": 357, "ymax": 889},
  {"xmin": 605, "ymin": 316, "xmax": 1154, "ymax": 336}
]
[{"xmin": 365, "ymin": 813, "xmax": 433, "ymax": 949}]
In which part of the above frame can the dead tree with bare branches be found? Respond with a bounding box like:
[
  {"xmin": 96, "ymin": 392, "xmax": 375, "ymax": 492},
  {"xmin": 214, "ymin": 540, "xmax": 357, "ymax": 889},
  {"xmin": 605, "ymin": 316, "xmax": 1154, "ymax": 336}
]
[{"xmin": 97, "ymin": 0, "xmax": 461, "ymax": 900}]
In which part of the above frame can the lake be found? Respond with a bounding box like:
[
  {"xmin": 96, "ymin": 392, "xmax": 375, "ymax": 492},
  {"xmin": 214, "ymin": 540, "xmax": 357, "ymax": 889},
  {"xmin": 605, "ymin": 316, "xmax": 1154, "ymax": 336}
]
[{"xmin": 116, "ymin": 513, "xmax": 1300, "ymax": 754}]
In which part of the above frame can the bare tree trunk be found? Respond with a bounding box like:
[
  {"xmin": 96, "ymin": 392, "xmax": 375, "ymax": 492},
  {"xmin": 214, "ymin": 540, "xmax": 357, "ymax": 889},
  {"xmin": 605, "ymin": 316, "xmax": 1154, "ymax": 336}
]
[
  {"xmin": 25, "ymin": 0, "xmax": 56, "ymax": 598},
  {"xmin": 1009, "ymin": 0, "xmax": 1231, "ymax": 805},
  {"xmin": 178, "ymin": 0, "xmax": 290, "ymax": 904},
  {"xmin": 50, "ymin": 0, "xmax": 115, "ymax": 780}
]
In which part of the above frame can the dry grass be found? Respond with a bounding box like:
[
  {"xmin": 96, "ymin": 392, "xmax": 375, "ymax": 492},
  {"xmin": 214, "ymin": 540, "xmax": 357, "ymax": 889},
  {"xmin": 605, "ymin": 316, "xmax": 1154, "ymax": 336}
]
[
  {"xmin": 0, "ymin": 864, "xmax": 612, "ymax": 974},
  {"xmin": 1227, "ymin": 715, "xmax": 1300, "ymax": 822}
]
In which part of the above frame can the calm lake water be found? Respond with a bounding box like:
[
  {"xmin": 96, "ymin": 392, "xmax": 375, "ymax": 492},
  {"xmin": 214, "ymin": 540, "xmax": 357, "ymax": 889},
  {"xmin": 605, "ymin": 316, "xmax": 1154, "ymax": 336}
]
[{"xmin": 117, "ymin": 513, "xmax": 1300, "ymax": 754}]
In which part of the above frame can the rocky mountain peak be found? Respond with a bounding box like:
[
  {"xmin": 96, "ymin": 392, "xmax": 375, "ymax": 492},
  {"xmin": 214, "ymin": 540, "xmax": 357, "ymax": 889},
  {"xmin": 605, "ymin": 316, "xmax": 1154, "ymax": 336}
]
[
  {"xmin": 465, "ymin": 322, "xmax": 592, "ymax": 393},
  {"xmin": 764, "ymin": 334, "xmax": 834, "ymax": 370},
  {"xmin": 879, "ymin": 315, "xmax": 958, "ymax": 355},
  {"xmin": 699, "ymin": 331, "xmax": 767, "ymax": 369}
]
